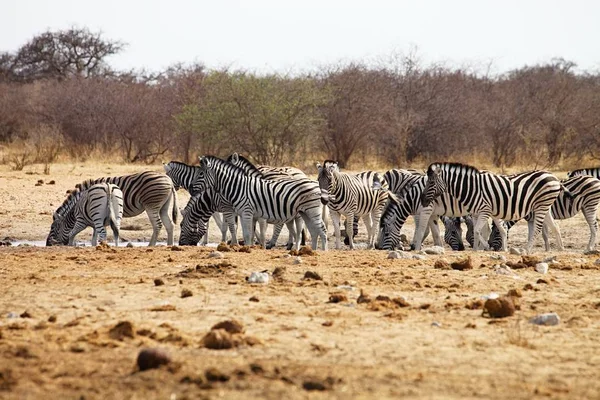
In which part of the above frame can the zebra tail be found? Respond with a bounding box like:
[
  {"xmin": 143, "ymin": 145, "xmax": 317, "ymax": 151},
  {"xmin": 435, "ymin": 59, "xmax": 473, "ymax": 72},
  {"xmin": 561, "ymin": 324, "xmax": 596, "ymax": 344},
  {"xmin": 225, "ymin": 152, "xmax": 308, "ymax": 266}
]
[
  {"xmin": 108, "ymin": 186, "xmax": 119, "ymax": 235},
  {"xmin": 561, "ymin": 184, "xmax": 576, "ymax": 201},
  {"xmin": 171, "ymin": 186, "xmax": 179, "ymax": 224}
]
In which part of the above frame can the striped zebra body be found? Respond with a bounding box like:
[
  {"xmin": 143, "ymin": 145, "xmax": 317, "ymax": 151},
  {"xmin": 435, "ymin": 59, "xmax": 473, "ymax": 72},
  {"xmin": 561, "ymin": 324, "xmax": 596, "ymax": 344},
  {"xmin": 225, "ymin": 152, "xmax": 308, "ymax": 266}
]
[
  {"xmin": 47, "ymin": 183, "xmax": 123, "ymax": 246},
  {"xmin": 179, "ymin": 189, "xmax": 238, "ymax": 246},
  {"xmin": 568, "ymin": 168, "xmax": 600, "ymax": 180},
  {"xmin": 378, "ymin": 176, "xmax": 471, "ymax": 250},
  {"xmin": 488, "ymin": 174, "xmax": 600, "ymax": 251},
  {"xmin": 317, "ymin": 160, "xmax": 387, "ymax": 249},
  {"xmin": 421, "ymin": 163, "xmax": 563, "ymax": 253},
  {"xmin": 163, "ymin": 161, "xmax": 234, "ymax": 245},
  {"xmin": 196, "ymin": 155, "xmax": 327, "ymax": 251},
  {"xmin": 226, "ymin": 153, "xmax": 308, "ymax": 249},
  {"xmin": 75, "ymin": 171, "xmax": 178, "ymax": 246}
]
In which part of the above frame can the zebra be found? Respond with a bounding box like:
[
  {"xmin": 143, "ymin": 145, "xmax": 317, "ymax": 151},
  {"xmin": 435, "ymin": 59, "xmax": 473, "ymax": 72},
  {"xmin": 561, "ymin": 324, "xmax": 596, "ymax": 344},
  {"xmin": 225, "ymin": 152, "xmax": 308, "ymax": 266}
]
[
  {"xmin": 179, "ymin": 189, "xmax": 238, "ymax": 246},
  {"xmin": 195, "ymin": 155, "xmax": 327, "ymax": 250},
  {"xmin": 74, "ymin": 171, "xmax": 178, "ymax": 246},
  {"xmin": 441, "ymin": 217, "xmax": 469, "ymax": 251},
  {"xmin": 568, "ymin": 168, "xmax": 600, "ymax": 180},
  {"xmin": 226, "ymin": 153, "xmax": 307, "ymax": 249},
  {"xmin": 163, "ymin": 161, "xmax": 231, "ymax": 245},
  {"xmin": 377, "ymin": 176, "xmax": 477, "ymax": 250},
  {"xmin": 420, "ymin": 163, "xmax": 566, "ymax": 253},
  {"xmin": 317, "ymin": 160, "xmax": 387, "ymax": 249},
  {"xmin": 487, "ymin": 174, "xmax": 600, "ymax": 251},
  {"xmin": 47, "ymin": 183, "xmax": 123, "ymax": 246}
]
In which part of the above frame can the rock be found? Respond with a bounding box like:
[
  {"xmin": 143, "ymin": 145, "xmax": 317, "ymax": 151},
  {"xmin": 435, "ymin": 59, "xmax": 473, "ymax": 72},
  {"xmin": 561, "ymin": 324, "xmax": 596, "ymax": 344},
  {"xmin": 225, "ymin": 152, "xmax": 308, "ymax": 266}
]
[
  {"xmin": 431, "ymin": 321, "xmax": 442, "ymax": 328},
  {"xmin": 595, "ymin": 259, "xmax": 600, "ymax": 265},
  {"xmin": 482, "ymin": 296, "xmax": 515, "ymax": 318},
  {"xmin": 205, "ymin": 367, "xmax": 230, "ymax": 382},
  {"xmin": 328, "ymin": 293, "xmax": 348, "ymax": 303},
  {"xmin": 543, "ymin": 255, "xmax": 557, "ymax": 263},
  {"xmin": 19, "ymin": 311, "xmax": 32, "ymax": 319},
  {"xmin": 529, "ymin": 312, "xmax": 560, "ymax": 326},
  {"xmin": 424, "ymin": 246, "xmax": 445, "ymax": 255},
  {"xmin": 137, "ymin": 348, "xmax": 171, "ymax": 371},
  {"xmin": 412, "ymin": 254, "xmax": 427, "ymax": 260},
  {"xmin": 356, "ymin": 290, "xmax": 372, "ymax": 304},
  {"xmin": 249, "ymin": 296, "xmax": 259, "ymax": 302},
  {"xmin": 399, "ymin": 234, "xmax": 409, "ymax": 245},
  {"xmin": 490, "ymin": 254, "xmax": 507, "ymax": 262},
  {"xmin": 154, "ymin": 278, "xmax": 164, "ymax": 286},
  {"xmin": 216, "ymin": 242, "xmax": 232, "ymax": 252},
  {"xmin": 494, "ymin": 264, "xmax": 517, "ymax": 276},
  {"xmin": 298, "ymin": 246, "xmax": 315, "ymax": 256},
  {"xmin": 238, "ymin": 245, "xmax": 252, "ymax": 253},
  {"xmin": 534, "ymin": 263, "xmax": 548, "ymax": 274},
  {"xmin": 211, "ymin": 319, "xmax": 244, "ymax": 334},
  {"xmin": 387, "ymin": 250, "xmax": 410, "ymax": 259},
  {"xmin": 393, "ymin": 297, "xmax": 410, "ymax": 307},
  {"xmin": 207, "ymin": 251, "xmax": 224, "ymax": 259},
  {"xmin": 201, "ymin": 329, "xmax": 236, "ymax": 349},
  {"xmin": 509, "ymin": 247, "xmax": 522, "ymax": 255},
  {"xmin": 303, "ymin": 271, "xmax": 322, "ymax": 280},
  {"xmin": 246, "ymin": 272, "xmax": 269, "ymax": 284},
  {"xmin": 434, "ymin": 259, "xmax": 451, "ymax": 270},
  {"xmin": 450, "ymin": 257, "xmax": 473, "ymax": 271},
  {"xmin": 293, "ymin": 257, "xmax": 303, "ymax": 265},
  {"xmin": 48, "ymin": 315, "xmax": 57, "ymax": 323},
  {"xmin": 302, "ymin": 377, "xmax": 336, "ymax": 391},
  {"xmin": 181, "ymin": 288, "xmax": 193, "ymax": 298},
  {"xmin": 126, "ymin": 242, "xmax": 134, "ymax": 248},
  {"xmin": 521, "ymin": 255, "xmax": 540, "ymax": 267},
  {"xmin": 272, "ymin": 266, "xmax": 286, "ymax": 279},
  {"xmin": 507, "ymin": 288, "xmax": 523, "ymax": 298},
  {"xmin": 109, "ymin": 321, "xmax": 135, "ymax": 340}
]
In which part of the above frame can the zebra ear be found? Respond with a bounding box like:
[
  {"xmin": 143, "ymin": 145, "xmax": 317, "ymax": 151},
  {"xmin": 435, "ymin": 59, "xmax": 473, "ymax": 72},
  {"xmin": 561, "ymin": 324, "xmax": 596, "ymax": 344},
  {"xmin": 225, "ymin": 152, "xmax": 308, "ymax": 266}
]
[
  {"xmin": 231, "ymin": 153, "xmax": 239, "ymax": 164},
  {"xmin": 163, "ymin": 162, "xmax": 171, "ymax": 172},
  {"xmin": 316, "ymin": 163, "xmax": 322, "ymax": 172},
  {"xmin": 199, "ymin": 156, "xmax": 210, "ymax": 168}
]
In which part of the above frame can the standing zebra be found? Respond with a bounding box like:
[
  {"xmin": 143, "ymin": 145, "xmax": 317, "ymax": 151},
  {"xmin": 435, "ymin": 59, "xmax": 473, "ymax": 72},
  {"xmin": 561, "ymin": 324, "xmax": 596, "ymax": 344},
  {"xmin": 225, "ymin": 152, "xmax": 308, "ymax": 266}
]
[
  {"xmin": 47, "ymin": 183, "xmax": 123, "ymax": 246},
  {"xmin": 163, "ymin": 161, "xmax": 231, "ymax": 244},
  {"xmin": 226, "ymin": 153, "xmax": 307, "ymax": 249},
  {"xmin": 377, "ymin": 178, "xmax": 474, "ymax": 250},
  {"xmin": 487, "ymin": 174, "xmax": 600, "ymax": 251},
  {"xmin": 568, "ymin": 168, "xmax": 600, "ymax": 179},
  {"xmin": 195, "ymin": 155, "xmax": 327, "ymax": 250},
  {"xmin": 179, "ymin": 189, "xmax": 237, "ymax": 246},
  {"xmin": 421, "ymin": 163, "xmax": 565, "ymax": 253},
  {"xmin": 75, "ymin": 171, "xmax": 178, "ymax": 246},
  {"xmin": 317, "ymin": 160, "xmax": 387, "ymax": 249}
]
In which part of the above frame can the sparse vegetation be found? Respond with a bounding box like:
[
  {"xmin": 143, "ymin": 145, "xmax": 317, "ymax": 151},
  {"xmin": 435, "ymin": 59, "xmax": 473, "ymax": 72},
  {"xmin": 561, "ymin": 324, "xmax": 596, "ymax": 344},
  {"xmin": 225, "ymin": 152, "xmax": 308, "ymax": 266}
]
[{"xmin": 1, "ymin": 28, "xmax": 600, "ymax": 170}]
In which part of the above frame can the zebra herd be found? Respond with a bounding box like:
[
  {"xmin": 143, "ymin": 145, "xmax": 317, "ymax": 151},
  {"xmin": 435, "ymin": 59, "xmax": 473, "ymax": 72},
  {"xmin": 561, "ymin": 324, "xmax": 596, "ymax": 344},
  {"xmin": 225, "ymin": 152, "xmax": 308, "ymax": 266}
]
[{"xmin": 45, "ymin": 157, "xmax": 600, "ymax": 254}]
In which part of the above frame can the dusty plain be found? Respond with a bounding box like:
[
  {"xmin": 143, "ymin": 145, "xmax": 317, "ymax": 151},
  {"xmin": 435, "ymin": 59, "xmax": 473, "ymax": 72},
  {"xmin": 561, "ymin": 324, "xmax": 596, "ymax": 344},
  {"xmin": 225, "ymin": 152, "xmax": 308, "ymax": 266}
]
[{"xmin": 1, "ymin": 163, "xmax": 600, "ymax": 399}]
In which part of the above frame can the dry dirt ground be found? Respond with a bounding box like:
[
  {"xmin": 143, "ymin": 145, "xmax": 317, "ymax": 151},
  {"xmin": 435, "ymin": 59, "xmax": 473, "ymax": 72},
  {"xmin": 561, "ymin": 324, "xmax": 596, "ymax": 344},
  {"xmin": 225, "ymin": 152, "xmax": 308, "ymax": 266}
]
[{"xmin": 1, "ymin": 163, "xmax": 600, "ymax": 399}]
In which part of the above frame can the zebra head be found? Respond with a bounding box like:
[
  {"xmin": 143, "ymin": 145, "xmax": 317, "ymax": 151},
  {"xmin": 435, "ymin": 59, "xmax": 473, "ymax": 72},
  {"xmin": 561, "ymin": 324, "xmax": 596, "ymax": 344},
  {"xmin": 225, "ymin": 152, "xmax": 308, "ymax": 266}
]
[
  {"xmin": 442, "ymin": 217, "xmax": 465, "ymax": 251},
  {"xmin": 46, "ymin": 211, "xmax": 68, "ymax": 246},
  {"xmin": 163, "ymin": 161, "xmax": 203, "ymax": 194},
  {"xmin": 421, "ymin": 164, "xmax": 447, "ymax": 207},
  {"xmin": 317, "ymin": 160, "xmax": 338, "ymax": 205},
  {"xmin": 197, "ymin": 156, "xmax": 219, "ymax": 194},
  {"xmin": 179, "ymin": 194, "xmax": 208, "ymax": 246},
  {"xmin": 378, "ymin": 192, "xmax": 409, "ymax": 250}
]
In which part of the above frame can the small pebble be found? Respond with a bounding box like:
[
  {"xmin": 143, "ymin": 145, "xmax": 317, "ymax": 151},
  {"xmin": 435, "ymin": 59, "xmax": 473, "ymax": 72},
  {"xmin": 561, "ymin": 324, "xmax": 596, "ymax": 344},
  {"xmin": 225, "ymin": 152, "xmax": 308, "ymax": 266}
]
[
  {"xmin": 509, "ymin": 247, "xmax": 522, "ymax": 255},
  {"xmin": 126, "ymin": 242, "xmax": 134, "ymax": 248},
  {"xmin": 208, "ymin": 251, "xmax": 224, "ymax": 259},
  {"xmin": 529, "ymin": 312, "xmax": 560, "ymax": 326},
  {"xmin": 535, "ymin": 263, "xmax": 548, "ymax": 274},
  {"xmin": 424, "ymin": 246, "xmax": 444, "ymax": 255},
  {"xmin": 247, "ymin": 271, "xmax": 269, "ymax": 284},
  {"xmin": 431, "ymin": 321, "xmax": 442, "ymax": 328},
  {"xmin": 293, "ymin": 257, "xmax": 303, "ymax": 265},
  {"xmin": 137, "ymin": 348, "xmax": 172, "ymax": 371}
]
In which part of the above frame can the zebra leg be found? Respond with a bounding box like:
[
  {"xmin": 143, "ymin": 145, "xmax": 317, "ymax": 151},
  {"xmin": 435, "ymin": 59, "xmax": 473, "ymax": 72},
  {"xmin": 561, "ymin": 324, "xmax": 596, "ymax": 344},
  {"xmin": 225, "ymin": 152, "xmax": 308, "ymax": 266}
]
[
  {"xmin": 257, "ymin": 218, "xmax": 267, "ymax": 248},
  {"xmin": 413, "ymin": 207, "xmax": 434, "ymax": 250},
  {"xmin": 268, "ymin": 223, "xmax": 285, "ymax": 249},
  {"xmin": 543, "ymin": 213, "xmax": 562, "ymax": 251},
  {"xmin": 202, "ymin": 219, "xmax": 210, "ymax": 246},
  {"xmin": 345, "ymin": 213, "xmax": 356, "ymax": 249},
  {"xmin": 473, "ymin": 214, "xmax": 491, "ymax": 251},
  {"xmin": 491, "ymin": 219, "xmax": 507, "ymax": 252},
  {"xmin": 293, "ymin": 217, "xmax": 304, "ymax": 251},
  {"xmin": 526, "ymin": 210, "xmax": 549, "ymax": 254},
  {"xmin": 300, "ymin": 209, "xmax": 327, "ymax": 250},
  {"xmin": 362, "ymin": 214, "xmax": 374, "ymax": 249},
  {"xmin": 158, "ymin": 197, "xmax": 175, "ymax": 246},
  {"xmin": 240, "ymin": 213, "xmax": 255, "ymax": 246},
  {"xmin": 147, "ymin": 211, "xmax": 163, "ymax": 246},
  {"xmin": 91, "ymin": 229, "xmax": 98, "ymax": 247},
  {"xmin": 330, "ymin": 211, "xmax": 342, "ymax": 250},
  {"xmin": 212, "ymin": 212, "xmax": 227, "ymax": 243},
  {"xmin": 68, "ymin": 220, "xmax": 90, "ymax": 246},
  {"xmin": 582, "ymin": 204, "xmax": 599, "ymax": 251},
  {"xmin": 224, "ymin": 212, "xmax": 238, "ymax": 245},
  {"xmin": 428, "ymin": 216, "xmax": 444, "ymax": 247}
]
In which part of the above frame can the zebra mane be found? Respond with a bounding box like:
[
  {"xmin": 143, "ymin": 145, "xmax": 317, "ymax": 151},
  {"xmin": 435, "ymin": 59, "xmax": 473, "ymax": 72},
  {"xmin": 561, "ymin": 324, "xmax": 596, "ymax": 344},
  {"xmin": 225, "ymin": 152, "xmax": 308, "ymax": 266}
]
[
  {"xmin": 55, "ymin": 188, "xmax": 83, "ymax": 218},
  {"xmin": 226, "ymin": 153, "xmax": 264, "ymax": 177},
  {"xmin": 76, "ymin": 177, "xmax": 107, "ymax": 191},
  {"xmin": 200, "ymin": 155, "xmax": 246, "ymax": 175},
  {"xmin": 428, "ymin": 162, "xmax": 481, "ymax": 175},
  {"xmin": 165, "ymin": 160, "xmax": 195, "ymax": 169}
]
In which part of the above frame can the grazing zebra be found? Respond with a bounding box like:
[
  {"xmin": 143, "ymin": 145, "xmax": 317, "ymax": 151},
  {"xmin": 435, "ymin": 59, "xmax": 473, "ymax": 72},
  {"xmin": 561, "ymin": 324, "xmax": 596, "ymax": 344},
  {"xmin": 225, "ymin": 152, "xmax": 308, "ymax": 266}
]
[
  {"xmin": 377, "ymin": 177, "xmax": 475, "ymax": 250},
  {"xmin": 488, "ymin": 174, "xmax": 600, "ymax": 251},
  {"xmin": 195, "ymin": 155, "xmax": 327, "ymax": 250},
  {"xmin": 442, "ymin": 217, "xmax": 468, "ymax": 251},
  {"xmin": 179, "ymin": 189, "xmax": 238, "ymax": 246},
  {"xmin": 163, "ymin": 161, "xmax": 231, "ymax": 244},
  {"xmin": 226, "ymin": 153, "xmax": 307, "ymax": 249},
  {"xmin": 568, "ymin": 167, "xmax": 600, "ymax": 180},
  {"xmin": 75, "ymin": 171, "xmax": 178, "ymax": 246},
  {"xmin": 317, "ymin": 160, "xmax": 387, "ymax": 249},
  {"xmin": 421, "ymin": 163, "xmax": 566, "ymax": 253},
  {"xmin": 47, "ymin": 183, "xmax": 123, "ymax": 246}
]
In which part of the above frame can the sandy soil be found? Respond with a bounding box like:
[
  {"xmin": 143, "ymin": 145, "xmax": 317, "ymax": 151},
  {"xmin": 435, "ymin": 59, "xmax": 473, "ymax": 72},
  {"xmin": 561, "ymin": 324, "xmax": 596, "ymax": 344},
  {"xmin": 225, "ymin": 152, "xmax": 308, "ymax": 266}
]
[{"xmin": 1, "ymin": 163, "xmax": 600, "ymax": 399}]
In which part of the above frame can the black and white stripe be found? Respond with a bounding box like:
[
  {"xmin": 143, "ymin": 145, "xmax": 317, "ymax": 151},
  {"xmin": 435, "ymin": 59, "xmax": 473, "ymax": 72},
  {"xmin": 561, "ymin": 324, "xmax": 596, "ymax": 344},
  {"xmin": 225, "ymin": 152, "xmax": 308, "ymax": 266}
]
[
  {"xmin": 75, "ymin": 171, "xmax": 178, "ymax": 246},
  {"xmin": 568, "ymin": 168, "xmax": 600, "ymax": 180},
  {"xmin": 421, "ymin": 163, "xmax": 564, "ymax": 253},
  {"xmin": 378, "ymin": 176, "xmax": 471, "ymax": 250},
  {"xmin": 195, "ymin": 155, "xmax": 327, "ymax": 250},
  {"xmin": 47, "ymin": 183, "xmax": 123, "ymax": 246},
  {"xmin": 317, "ymin": 160, "xmax": 387, "ymax": 249},
  {"xmin": 163, "ymin": 161, "xmax": 231, "ymax": 244},
  {"xmin": 488, "ymin": 174, "xmax": 600, "ymax": 251}
]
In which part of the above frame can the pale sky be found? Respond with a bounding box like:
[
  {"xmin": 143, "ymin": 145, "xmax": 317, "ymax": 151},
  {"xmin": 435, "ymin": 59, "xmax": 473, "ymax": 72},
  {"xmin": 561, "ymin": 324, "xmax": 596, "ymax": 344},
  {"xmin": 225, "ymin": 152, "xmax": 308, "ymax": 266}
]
[{"xmin": 3, "ymin": 0, "xmax": 600, "ymax": 75}]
